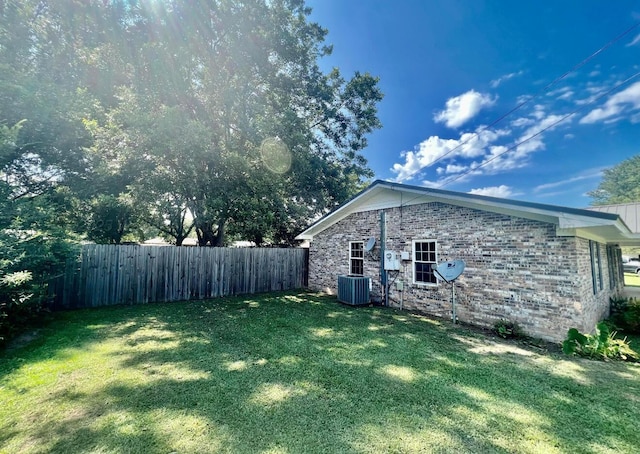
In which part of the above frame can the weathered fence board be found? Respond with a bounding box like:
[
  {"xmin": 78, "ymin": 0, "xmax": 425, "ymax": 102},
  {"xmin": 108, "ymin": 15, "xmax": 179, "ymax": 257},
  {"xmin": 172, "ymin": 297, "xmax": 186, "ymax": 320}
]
[{"xmin": 50, "ymin": 245, "xmax": 309, "ymax": 309}]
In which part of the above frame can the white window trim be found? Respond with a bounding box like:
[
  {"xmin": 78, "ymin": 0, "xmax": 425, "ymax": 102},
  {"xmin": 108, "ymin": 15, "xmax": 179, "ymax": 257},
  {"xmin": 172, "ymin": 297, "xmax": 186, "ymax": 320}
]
[
  {"xmin": 412, "ymin": 239, "xmax": 439, "ymax": 286},
  {"xmin": 349, "ymin": 241, "xmax": 364, "ymax": 276}
]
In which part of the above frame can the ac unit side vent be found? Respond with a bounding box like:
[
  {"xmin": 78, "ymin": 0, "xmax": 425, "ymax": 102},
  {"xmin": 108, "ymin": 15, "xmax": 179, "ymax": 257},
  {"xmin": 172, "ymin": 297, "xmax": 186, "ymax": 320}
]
[{"xmin": 337, "ymin": 275, "xmax": 371, "ymax": 306}]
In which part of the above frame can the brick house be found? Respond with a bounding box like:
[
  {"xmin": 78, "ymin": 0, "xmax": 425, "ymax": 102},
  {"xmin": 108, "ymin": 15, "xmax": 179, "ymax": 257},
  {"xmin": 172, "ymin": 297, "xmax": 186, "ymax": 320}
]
[{"xmin": 296, "ymin": 180, "xmax": 640, "ymax": 342}]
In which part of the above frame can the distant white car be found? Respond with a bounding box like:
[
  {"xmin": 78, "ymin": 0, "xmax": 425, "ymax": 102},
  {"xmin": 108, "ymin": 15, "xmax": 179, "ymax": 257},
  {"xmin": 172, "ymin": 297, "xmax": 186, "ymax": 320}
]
[{"xmin": 624, "ymin": 259, "xmax": 640, "ymax": 275}]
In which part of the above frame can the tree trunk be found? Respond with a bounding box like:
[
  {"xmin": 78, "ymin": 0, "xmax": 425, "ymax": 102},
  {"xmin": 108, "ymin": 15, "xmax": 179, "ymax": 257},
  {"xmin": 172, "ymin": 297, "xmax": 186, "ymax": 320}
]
[{"xmin": 213, "ymin": 219, "xmax": 225, "ymax": 247}]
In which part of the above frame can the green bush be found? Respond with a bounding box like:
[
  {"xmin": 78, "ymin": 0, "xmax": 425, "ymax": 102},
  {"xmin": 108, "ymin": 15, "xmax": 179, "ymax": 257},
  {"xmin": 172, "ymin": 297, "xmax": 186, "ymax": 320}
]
[
  {"xmin": 493, "ymin": 319, "xmax": 524, "ymax": 339},
  {"xmin": 622, "ymin": 298, "xmax": 640, "ymax": 333},
  {"xmin": 609, "ymin": 296, "xmax": 640, "ymax": 334},
  {"xmin": 0, "ymin": 204, "xmax": 80, "ymax": 346},
  {"xmin": 562, "ymin": 322, "xmax": 638, "ymax": 362}
]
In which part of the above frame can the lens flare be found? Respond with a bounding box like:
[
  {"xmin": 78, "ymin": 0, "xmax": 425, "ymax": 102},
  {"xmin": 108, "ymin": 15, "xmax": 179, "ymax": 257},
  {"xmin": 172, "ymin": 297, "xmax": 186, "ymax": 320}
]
[{"xmin": 260, "ymin": 137, "xmax": 291, "ymax": 174}]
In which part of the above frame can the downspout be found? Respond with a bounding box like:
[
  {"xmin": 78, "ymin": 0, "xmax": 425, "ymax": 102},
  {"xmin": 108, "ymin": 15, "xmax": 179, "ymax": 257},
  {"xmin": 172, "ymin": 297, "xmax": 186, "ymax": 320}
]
[{"xmin": 380, "ymin": 211, "xmax": 387, "ymax": 307}]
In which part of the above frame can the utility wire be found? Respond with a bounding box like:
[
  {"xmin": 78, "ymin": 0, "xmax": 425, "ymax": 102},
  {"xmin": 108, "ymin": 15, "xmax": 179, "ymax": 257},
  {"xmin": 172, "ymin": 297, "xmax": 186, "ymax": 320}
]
[
  {"xmin": 437, "ymin": 71, "xmax": 640, "ymax": 189},
  {"xmin": 420, "ymin": 21, "xmax": 640, "ymax": 174}
]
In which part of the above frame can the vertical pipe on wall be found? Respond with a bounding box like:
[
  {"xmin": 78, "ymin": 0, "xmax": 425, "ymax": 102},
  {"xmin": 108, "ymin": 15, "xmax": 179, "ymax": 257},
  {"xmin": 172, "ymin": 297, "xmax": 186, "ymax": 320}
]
[
  {"xmin": 380, "ymin": 211, "xmax": 387, "ymax": 306},
  {"xmin": 451, "ymin": 281, "xmax": 457, "ymax": 324}
]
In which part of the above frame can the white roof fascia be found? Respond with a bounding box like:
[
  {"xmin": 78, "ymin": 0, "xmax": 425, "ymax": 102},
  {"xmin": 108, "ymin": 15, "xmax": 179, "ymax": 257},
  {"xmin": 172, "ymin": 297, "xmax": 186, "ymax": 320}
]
[
  {"xmin": 295, "ymin": 181, "xmax": 635, "ymax": 243},
  {"xmin": 294, "ymin": 186, "xmax": 381, "ymax": 240}
]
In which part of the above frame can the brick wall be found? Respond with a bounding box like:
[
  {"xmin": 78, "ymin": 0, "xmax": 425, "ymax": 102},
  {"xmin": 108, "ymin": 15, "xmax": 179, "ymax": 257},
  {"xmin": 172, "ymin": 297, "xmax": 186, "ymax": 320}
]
[{"xmin": 308, "ymin": 202, "xmax": 623, "ymax": 342}]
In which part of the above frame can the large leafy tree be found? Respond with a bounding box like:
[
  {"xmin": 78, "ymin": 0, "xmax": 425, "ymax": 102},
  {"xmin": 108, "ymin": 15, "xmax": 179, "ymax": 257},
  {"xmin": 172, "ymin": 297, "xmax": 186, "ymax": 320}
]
[
  {"xmin": 1, "ymin": 0, "xmax": 383, "ymax": 247},
  {"xmin": 589, "ymin": 155, "xmax": 640, "ymax": 205},
  {"xmin": 82, "ymin": 0, "xmax": 383, "ymax": 246}
]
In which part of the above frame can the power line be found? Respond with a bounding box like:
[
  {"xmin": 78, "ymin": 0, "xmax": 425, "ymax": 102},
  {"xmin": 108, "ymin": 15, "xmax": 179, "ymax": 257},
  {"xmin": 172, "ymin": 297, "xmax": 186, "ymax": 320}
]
[
  {"xmin": 437, "ymin": 71, "xmax": 640, "ymax": 189},
  {"xmin": 419, "ymin": 21, "xmax": 640, "ymax": 174}
]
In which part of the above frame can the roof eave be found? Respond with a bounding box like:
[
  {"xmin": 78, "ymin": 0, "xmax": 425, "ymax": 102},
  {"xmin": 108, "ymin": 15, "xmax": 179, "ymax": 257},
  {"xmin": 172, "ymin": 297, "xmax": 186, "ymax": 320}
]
[{"xmin": 295, "ymin": 180, "xmax": 633, "ymax": 242}]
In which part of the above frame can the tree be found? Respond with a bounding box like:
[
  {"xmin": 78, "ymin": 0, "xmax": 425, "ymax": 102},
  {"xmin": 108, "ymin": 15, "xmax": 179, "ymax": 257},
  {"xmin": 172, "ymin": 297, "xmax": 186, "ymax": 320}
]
[
  {"xmin": 1, "ymin": 0, "xmax": 383, "ymax": 249},
  {"xmin": 0, "ymin": 121, "xmax": 79, "ymax": 344},
  {"xmin": 589, "ymin": 155, "xmax": 640, "ymax": 205},
  {"xmin": 82, "ymin": 0, "xmax": 383, "ymax": 246}
]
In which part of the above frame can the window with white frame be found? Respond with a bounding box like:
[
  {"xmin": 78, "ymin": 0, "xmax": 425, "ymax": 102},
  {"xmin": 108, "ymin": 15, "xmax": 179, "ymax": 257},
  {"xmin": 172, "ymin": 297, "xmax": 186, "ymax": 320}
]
[
  {"xmin": 413, "ymin": 240, "xmax": 438, "ymax": 284},
  {"xmin": 349, "ymin": 241, "xmax": 364, "ymax": 276}
]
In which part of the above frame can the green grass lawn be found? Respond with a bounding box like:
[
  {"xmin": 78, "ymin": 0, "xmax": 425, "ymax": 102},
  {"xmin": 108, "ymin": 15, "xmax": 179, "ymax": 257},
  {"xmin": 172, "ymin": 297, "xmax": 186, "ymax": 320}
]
[
  {"xmin": 624, "ymin": 272, "xmax": 640, "ymax": 287},
  {"xmin": 2, "ymin": 292, "xmax": 640, "ymax": 453}
]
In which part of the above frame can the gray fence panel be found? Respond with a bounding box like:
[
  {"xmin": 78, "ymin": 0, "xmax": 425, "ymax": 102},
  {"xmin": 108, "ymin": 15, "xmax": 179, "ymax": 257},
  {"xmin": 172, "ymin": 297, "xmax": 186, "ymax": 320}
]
[{"xmin": 50, "ymin": 245, "xmax": 309, "ymax": 309}]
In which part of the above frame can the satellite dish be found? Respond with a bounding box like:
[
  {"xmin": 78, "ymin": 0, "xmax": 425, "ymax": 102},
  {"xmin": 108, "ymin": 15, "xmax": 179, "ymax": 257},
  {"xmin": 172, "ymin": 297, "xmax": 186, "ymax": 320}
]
[
  {"xmin": 432, "ymin": 260, "xmax": 465, "ymax": 283},
  {"xmin": 364, "ymin": 237, "xmax": 376, "ymax": 252}
]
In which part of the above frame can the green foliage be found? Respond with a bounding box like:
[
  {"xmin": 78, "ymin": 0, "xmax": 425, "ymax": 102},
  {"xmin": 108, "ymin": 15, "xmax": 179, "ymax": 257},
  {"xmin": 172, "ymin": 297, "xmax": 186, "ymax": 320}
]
[
  {"xmin": 493, "ymin": 319, "xmax": 524, "ymax": 339},
  {"xmin": 589, "ymin": 155, "xmax": 640, "ymax": 205},
  {"xmin": 1, "ymin": 1, "xmax": 383, "ymax": 247},
  {"xmin": 0, "ymin": 208, "xmax": 80, "ymax": 345},
  {"xmin": 622, "ymin": 299, "xmax": 640, "ymax": 333},
  {"xmin": 610, "ymin": 297, "xmax": 640, "ymax": 334},
  {"xmin": 84, "ymin": 194, "xmax": 139, "ymax": 245},
  {"xmin": 562, "ymin": 322, "xmax": 638, "ymax": 362},
  {"xmin": 0, "ymin": 120, "xmax": 80, "ymax": 345}
]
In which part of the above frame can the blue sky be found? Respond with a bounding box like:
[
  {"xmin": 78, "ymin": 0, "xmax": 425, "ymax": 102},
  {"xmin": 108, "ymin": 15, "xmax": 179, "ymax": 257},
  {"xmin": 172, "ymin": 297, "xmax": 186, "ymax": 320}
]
[{"xmin": 307, "ymin": 0, "xmax": 640, "ymax": 207}]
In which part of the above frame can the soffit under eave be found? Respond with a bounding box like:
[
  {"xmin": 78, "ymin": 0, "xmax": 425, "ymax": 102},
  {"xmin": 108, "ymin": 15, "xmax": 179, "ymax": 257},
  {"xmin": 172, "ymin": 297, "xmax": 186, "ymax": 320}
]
[
  {"xmin": 374, "ymin": 187, "xmax": 630, "ymax": 233},
  {"xmin": 364, "ymin": 187, "xmax": 563, "ymax": 226},
  {"xmin": 556, "ymin": 226, "xmax": 640, "ymax": 245}
]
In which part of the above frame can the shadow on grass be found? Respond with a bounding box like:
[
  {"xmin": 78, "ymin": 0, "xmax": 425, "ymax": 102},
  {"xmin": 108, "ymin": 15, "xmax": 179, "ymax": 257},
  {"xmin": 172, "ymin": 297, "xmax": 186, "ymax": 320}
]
[{"xmin": 3, "ymin": 291, "xmax": 640, "ymax": 453}]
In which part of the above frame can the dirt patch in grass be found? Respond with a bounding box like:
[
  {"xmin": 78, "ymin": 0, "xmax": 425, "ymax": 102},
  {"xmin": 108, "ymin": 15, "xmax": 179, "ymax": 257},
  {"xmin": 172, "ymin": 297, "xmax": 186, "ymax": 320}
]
[{"xmin": 4, "ymin": 330, "xmax": 42, "ymax": 352}]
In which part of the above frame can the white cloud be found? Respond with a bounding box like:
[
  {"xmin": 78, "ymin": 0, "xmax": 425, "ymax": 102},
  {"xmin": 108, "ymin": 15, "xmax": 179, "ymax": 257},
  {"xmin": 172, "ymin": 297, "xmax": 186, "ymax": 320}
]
[
  {"xmin": 393, "ymin": 82, "xmax": 581, "ymax": 187},
  {"xmin": 580, "ymin": 81, "xmax": 640, "ymax": 124},
  {"xmin": 392, "ymin": 108, "xmax": 567, "ymax": 185},
  {"xmin": 574, "ymin": 95, "xmax": 599, "ymax": 106},
  {"xmin": 490, "ymin": 71, "xmax": 524, "ymax": 88},
  {"xmin": 391, "ymin": 127, "xmax": 508, "ymax": 182},
  {"xmin": 547, "ymin": 86, "xmax": 573, "ymax": 97},
  {"xmin": 469, "ymin": 114, "xmax": 567, "ymax": 176},
  {"xmin": 468, "ymin": 185, "xmax": 515, "ymax": 198},
  {"xmin": 531, "ymin": 105, "xmax": 546, "ymax": 120},
  {"xmin": 589, "ymin": 70, "xmax": 601, "ymax": 77},
  {"xmin": 509, "ymin": 114, "xmax": 566, "ymax": 159},
  {"xmin": 434, "ymin": 90, "xmax": 497, "ymax": 129},
  {"xmin": 626, "ymin": 33, "xmax": 640, "ymax": 47},
  {"xmin": 436, "ymin": 163, "xmax": 467, "ymax": 175},
  {"xmin": 557, "ymin": 90, "xmax": 574, "ymax": 100},
  {"xmin": 510, "ymin": 117, "xmax": 535, "ymax": 128},
  {"xmin": 524, "ymin": 114, "xmax": 566, "ymax": 136},
  {"xmin": 564, "ymin": 133, "xmax": 575, "ymax": 139},
  {"xmin": 533, "ymin": 170, "xmax": 603, "ymax": 193}
]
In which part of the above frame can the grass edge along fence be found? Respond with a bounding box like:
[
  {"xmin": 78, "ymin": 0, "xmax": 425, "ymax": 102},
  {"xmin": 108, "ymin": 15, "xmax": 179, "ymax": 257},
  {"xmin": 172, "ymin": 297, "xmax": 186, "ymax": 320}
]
[{"xmin": 49, "ymin": 244, "xmax": 309, "ymax": 309}]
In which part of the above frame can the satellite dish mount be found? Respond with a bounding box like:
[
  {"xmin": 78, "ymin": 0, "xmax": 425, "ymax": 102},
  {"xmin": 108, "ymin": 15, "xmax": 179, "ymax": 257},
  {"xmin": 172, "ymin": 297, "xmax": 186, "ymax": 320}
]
[{"xmin": 431, "ymin": 260, "xmax": 466, "ymax": 324}]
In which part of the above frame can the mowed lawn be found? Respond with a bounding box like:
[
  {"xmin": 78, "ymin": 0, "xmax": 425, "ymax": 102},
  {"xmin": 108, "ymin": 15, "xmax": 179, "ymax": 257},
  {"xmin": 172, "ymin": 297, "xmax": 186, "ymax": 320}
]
[
  {"xmin": 1, "ymin": 293, "xmax": 640, "ymax": 453},
  {"xmin": 624, "ymin": 271, "xmax": 640, "ymax": 287}
]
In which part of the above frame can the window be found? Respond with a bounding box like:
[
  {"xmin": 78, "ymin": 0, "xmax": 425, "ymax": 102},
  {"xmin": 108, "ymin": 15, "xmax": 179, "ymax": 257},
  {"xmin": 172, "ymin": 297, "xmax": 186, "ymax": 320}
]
[
  {"xmin": 605, "ymin": 245, "xmax": 625, "ymax": 290},
  {"xmin": 349, "ymin": 241, "xmax": 364, "ymax": 276},
  {"xmin": 596, "ymin": 243, "xmax": 603, "ymax": 291},
  {"xmin": 589, "ymin": 240, "xmax": 603, "ymax": 294},
  {"xmin": 413, "ymin": 240, "xmax": 438, "ymax": 285}
]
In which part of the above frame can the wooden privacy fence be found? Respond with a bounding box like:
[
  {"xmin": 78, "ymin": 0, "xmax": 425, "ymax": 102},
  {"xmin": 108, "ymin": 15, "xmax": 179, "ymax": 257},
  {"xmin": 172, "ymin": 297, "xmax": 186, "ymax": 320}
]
[{"xmin": 50, "ymin": 244, "xmax": 309, "ymax": 309}]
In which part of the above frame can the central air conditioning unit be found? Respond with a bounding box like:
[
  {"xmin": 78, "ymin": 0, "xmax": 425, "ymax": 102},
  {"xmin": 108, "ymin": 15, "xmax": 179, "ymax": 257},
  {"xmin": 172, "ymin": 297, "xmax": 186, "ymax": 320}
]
[{"xmin": 337, "ymin": 275, "xmax": 371, "ymax": 306}]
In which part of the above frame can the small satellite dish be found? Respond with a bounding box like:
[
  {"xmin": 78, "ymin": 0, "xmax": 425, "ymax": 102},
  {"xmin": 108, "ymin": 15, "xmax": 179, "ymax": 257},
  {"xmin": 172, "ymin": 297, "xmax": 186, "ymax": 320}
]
[
  {"xmin": 432, "ymin": 259, "xmax": 465, "ymax": 283},
  {"xmin": 364, "ymin": 237, "xmax": 376, "ymax": 252}
]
